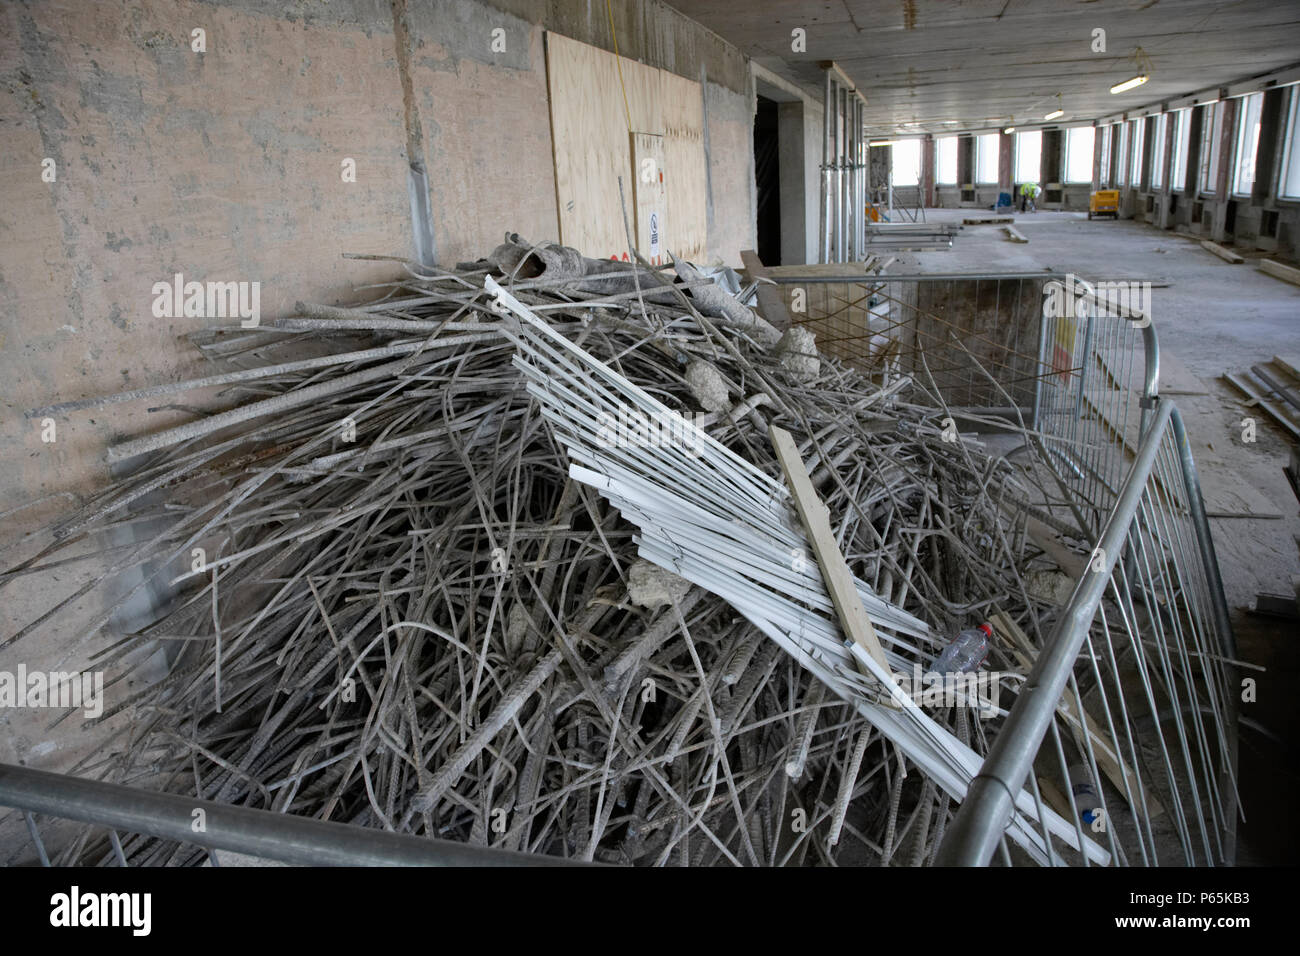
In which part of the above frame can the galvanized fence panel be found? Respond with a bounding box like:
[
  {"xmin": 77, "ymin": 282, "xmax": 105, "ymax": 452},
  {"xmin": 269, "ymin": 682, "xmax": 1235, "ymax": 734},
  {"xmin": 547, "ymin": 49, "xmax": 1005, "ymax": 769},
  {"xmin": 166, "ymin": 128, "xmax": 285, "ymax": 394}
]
[{"xmin": 936, "ymin": 399, "xmax": 1238, "ymax": 865}]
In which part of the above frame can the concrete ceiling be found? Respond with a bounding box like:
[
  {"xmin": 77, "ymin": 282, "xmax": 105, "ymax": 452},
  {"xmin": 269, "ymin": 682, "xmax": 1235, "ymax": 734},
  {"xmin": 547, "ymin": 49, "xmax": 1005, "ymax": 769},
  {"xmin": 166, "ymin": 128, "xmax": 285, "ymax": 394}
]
[{"xmin": 666, "ymin": 0, "xmax": 1300, "ymax": 135}]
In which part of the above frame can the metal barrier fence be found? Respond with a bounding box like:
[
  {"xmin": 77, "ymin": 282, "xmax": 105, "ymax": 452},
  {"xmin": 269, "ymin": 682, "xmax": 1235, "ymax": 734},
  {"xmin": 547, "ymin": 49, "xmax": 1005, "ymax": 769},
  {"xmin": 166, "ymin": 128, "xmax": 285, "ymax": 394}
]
[
  {"xmin": 771, "ymin": 270, "xmax": 1237, "ymax": 865},
  {"xmin": 936, "ymin": 399, "xmax": 1238, "ymax": 865},
  {"xmin": 0, "ymin": 763, "xmax": 580, "ymax": 867},
  {"xmin": 775, "ymin": 272, "xmax": 1158, "ymax": 524}
]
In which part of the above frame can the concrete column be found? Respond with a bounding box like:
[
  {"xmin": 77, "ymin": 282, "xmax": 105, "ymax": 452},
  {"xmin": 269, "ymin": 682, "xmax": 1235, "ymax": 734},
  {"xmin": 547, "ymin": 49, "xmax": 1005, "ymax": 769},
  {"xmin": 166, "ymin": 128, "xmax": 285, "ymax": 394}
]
[
  {"xmin": 998, "ymin": 130, "xmax": 1013, "ymax": 196},
  {"xmin": 1092, "ymin": 124, "xmax": 1102, "ymax": 190},
  {"xmin": 1156, "ymin": 113, "xmax": 1176, "ymax": 229},
  {"xmin": 921, "ymin": 134, "xmax": 936, "ymax": 208}
]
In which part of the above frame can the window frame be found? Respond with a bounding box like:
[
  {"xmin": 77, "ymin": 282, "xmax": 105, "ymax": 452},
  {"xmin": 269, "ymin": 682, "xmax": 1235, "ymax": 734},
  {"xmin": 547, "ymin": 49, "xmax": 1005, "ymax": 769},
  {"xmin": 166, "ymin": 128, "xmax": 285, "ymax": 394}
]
[
  {"xmin": 1150, "ymin": 113, "xmax": 1167, "ymax": 189},
  {"xmin": 1232, "ymin": 92, "xmax": 1263, "ymax": 197},
  {"xmin": 935, "ymin": 135, "xmax": 958, "ymax": 185},
  {"xmin": 1170, "ymin": 109, "xmax": 1190, "ymax": 192},
  {"xmin": 975, "ymin": 132, "xmax": 999, "ymax": 185},
  {"xmin": 1064, "ymin": 126, "xmax": 1095, "ymax": 184},
  {"xmin": 891, "ymin": 138, "xmax": 922, "ymax": 187},
  {"xmin": 1281, "ymin": 89, "xmax": 1300, "ymax": 201},
  {"xmin": 1014, "ymin": 129, "xmax": 1042, "ymax": 184},
  {"xmin": 1129, "ymin": 118, "xmax": 1145, "ymax": 188}
]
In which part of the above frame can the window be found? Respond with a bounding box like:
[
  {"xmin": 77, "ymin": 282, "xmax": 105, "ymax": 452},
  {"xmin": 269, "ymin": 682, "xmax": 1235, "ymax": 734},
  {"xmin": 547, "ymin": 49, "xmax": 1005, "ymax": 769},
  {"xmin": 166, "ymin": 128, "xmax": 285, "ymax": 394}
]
[
  {"xmin": 1129, "ymin": 118, "xmax": 1145, "ymax": 186},
  {"xmin": 1233, "ymin": 92, "xmax": 1263, "ymax": 195},
  {"xmin": 1065, "ymin": 126, "xmax": 1095, "ymax": 183},
  {"xmin": 1014, "ymin": 130, "xmax": 1042, "ymax": 183},
  {"xmin": 1150, "ymin": 114, "xmax": 1167, "ymax": 189},
  {"xmin": 1199, "ymin": 102, "xmax": 1223, "ymax": 194},
  {"xmin": 1282, "ymin": 89, "xmax": 1300, "ymax": 199},
  {"xmin": 936, "ymin": 135, "xmax": 958, "ymax": 185},
  {"xmin": 1116, "ymin": 122, "xmax": 1129, "ymax": 186},
  {"xmin": 1171, "ymin": 109, "xmax": 1190, "ymax": 191},
  {"xmin": 1099, "ymin": 125, "xmax": 1112, "ymax": 185},
  {"xmin": 976, "ymin": 133, "xmax": 999, "ymax": 184},
  {"xmin": 891, "ymin": 139, "xmax": 921, "ymax": 187}
]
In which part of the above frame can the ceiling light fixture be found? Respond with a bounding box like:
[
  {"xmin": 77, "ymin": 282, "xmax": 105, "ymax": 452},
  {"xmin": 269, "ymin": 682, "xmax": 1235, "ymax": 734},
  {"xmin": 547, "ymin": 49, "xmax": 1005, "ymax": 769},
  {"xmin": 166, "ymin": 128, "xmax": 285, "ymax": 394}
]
[
  {"xmin": 1110, "ymin": 74, "xmax": 1148, "ymax": 94},
  {"xmin": 868, "ymin": 139, "xmax": 899, "ymax": 147},
  {"xmin": 1003, "ymin": 126, "xmax": 1015, "ymax": 134},
  {"xmin": 1044, "ymin": 108, "xmax": 1064, "ymax": 120}
]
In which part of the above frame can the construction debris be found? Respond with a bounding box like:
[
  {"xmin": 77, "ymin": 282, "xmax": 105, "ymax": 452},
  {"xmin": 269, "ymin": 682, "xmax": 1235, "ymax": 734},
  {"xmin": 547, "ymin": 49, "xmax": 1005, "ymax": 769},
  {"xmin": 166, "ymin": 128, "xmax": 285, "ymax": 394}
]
[{"xmin": 8, "ymin": 234, "xmax": 1166, "ymax": 866}]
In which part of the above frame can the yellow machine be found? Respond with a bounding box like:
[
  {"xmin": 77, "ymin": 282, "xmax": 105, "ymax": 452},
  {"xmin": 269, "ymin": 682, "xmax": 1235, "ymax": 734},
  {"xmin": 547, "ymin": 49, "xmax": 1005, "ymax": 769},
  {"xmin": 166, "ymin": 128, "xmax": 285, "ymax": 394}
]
[{"xmin": 1088, "ymin": 189, "xmax": 1119, "ymax": 220}]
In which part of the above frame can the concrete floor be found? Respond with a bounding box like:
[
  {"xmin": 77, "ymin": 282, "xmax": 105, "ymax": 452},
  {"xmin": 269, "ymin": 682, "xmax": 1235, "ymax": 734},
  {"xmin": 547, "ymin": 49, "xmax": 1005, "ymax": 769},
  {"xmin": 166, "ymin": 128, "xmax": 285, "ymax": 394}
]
[{"xmin": 905, "ymin": 208, "xmax": 1300, "ymax": 864}]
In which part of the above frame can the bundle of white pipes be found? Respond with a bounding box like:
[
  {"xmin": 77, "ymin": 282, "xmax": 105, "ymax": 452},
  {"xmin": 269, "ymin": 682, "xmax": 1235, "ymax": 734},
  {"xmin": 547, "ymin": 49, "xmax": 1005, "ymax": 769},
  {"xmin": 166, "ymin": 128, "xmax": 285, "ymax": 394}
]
[{"xmin": 498, "ymin": 277, "xmax": 1108, "ymax": 866}]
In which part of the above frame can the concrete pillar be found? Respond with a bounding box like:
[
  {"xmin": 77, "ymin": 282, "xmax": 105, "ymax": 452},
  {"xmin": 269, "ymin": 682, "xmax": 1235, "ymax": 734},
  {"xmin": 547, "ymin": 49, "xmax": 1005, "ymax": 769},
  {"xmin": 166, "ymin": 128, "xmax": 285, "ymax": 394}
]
[
  {"xmin": 1092, "ymin": 124, "xmax": 1102, "ymax": 190},
  {"xmin": 1155, "ymin": 113, "xmax": 1176, "ymax": 229},
  {"xmin": 921, "ymin": 134, "xmax": 936, "ymax": 208},
  {"xmin": 998, "ymin": 130, "xmax": 1013, "ymax": 197},
  {"xmin": 1211, "ymin": 97, "xmax": 1237, "ymax": 241}
]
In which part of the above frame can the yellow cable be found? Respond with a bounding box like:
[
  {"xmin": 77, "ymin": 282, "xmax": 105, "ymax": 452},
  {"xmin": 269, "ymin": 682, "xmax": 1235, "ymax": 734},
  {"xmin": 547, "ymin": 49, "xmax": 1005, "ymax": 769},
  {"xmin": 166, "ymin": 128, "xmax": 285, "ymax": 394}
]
[{"xmin": 605, "ymin": 0, "xmax": 633, "ymax": 133}]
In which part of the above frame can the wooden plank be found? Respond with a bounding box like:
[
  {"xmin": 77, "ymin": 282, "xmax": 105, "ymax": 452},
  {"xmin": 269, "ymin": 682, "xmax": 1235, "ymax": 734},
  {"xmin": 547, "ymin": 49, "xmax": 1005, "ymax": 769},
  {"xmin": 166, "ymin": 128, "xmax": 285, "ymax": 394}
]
[
  {"xmin": 1259, "ymin": 258, "xmax": 1300, "ymax": 286},
  {"xmin": 740, "ymin": 249, "xmax": 794, "ymax": 332},
  {"xmin": 1272, "ymin": 355, "xmax": 1300, "ymax": 384},
  {"xmin": 1251, "ymin": 363, "xmax": 1300, "ymax": 413},
  {"xmin": 769, "ymin": 426, "xmax": 895, "ymax": 687},
  {"xmin": 1224, "ymin": 371, "xmax": 1300, "ymax": 441},
  {"xmin": 1004, "ymin": 225, "xmax": 1028, "ymax": 243},
  {"xmin": 659, "ymin": 69, "xmax": 708, "ymax": 263},
  {"xmin": 1200, "ymin": 240, "xmax": 1244, "ymax": 264}
]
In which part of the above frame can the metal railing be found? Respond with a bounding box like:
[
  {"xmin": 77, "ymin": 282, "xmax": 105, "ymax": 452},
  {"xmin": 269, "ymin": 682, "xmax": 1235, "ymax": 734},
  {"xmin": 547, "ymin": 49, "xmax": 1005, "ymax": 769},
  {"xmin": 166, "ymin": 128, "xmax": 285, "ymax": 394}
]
[
  {"xmin": 936, "ymin": 398, "xmax": 1238, "ymax": 865},
  {"xmin": 0, "ymin": 763, "xmax": 584, "ymax": 867},
  {"xmin": 770, "ymin": 269, "xmax": 1236, "ymax": 865}
]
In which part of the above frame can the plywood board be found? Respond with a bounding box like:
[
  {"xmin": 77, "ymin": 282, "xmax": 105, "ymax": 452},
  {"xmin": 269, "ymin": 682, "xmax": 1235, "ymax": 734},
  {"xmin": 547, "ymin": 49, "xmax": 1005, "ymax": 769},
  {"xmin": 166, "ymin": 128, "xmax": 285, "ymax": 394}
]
[
  {"xmin": 545, "ymin": 33, "xmax": 706, "ymax": 263},
  {"xmin": 631, "ymin": 132, "xmax": 666, "ymax": 266}
]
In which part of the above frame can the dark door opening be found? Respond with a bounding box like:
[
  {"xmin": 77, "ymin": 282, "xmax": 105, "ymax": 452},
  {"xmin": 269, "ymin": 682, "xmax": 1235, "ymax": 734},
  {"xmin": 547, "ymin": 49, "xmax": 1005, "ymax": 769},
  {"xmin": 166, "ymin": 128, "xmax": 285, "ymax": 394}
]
[{"xmin": 754, "ymin": 95, "xmax": 781, "ymax": 266}]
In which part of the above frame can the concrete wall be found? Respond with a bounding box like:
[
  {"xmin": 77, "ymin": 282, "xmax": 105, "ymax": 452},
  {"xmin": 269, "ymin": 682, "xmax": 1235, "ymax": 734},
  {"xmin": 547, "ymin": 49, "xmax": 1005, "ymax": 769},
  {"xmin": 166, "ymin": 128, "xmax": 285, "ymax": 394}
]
[{"xmin": 0, "ymin": 0, "xmax": 758, "ymax": 847}]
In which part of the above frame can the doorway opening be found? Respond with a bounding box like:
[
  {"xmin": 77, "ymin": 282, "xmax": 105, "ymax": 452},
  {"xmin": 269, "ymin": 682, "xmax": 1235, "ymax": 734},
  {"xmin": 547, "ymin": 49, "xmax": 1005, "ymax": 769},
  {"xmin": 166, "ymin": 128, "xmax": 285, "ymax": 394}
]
[{"xmin": 754, "ymin": 95, "xmax": 782, "ymax": 265}]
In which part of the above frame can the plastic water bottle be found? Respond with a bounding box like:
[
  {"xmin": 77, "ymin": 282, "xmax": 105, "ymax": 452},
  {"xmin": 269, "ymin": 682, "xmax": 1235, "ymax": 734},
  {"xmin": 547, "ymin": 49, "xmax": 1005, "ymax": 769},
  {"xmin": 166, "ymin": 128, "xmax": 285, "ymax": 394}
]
[
  {"xmin": 933, "ymin": 623, "xmax": 991, "ymax": 674},
  {"xmin": 1068, "ymin": 764, "xmax": 1102, "ymax": 827}
]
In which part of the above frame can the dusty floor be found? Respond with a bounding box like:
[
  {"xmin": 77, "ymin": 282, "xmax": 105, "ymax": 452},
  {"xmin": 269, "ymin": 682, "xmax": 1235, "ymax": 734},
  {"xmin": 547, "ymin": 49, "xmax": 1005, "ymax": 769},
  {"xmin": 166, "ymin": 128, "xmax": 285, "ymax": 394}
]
[{"xmin": 908, "ymin": 208, "xmax": 1300, "ymax": 864}]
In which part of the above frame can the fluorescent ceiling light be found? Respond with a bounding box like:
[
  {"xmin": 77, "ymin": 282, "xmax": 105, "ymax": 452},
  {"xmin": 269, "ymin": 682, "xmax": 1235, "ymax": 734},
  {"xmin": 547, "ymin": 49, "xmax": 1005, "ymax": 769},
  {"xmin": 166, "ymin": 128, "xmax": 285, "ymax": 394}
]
[
  {"xmin": 1003, "ymin": 126, "xmax": 1015, "ymax": 134},
  {"xmin": 868, "ymin": 140, "xmax": 899, "ymax": 147},
  {"xmin": 1044, "ymin": 108, "xmax": 1065, "ymax": 120},
  {"xmin": 1110, "ymin": 74, "xmax": 1148, "ymax": 94}
]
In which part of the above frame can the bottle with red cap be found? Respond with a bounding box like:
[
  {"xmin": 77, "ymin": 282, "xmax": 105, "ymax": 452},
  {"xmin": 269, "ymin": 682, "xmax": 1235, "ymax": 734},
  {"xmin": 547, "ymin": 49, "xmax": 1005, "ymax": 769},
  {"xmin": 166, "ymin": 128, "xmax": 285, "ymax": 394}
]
[{"xmin": 932, "ymin": 622, "xmax": 992, "ymax": 674}]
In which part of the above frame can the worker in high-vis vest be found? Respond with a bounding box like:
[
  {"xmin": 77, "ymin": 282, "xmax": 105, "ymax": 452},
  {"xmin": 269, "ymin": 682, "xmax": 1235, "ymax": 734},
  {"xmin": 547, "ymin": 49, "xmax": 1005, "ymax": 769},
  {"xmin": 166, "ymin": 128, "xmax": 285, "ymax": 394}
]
[{"xmin": 1019, "ymin": 181, "xmax": 1041, "ymax": 213}]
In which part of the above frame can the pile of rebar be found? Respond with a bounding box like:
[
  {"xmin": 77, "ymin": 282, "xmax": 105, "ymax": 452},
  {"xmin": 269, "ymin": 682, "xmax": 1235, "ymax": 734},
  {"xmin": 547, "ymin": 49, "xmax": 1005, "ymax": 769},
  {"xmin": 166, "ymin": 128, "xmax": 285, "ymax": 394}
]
[{"xmin": 8, "ymin": 235, "xmax": 1113, "ymax": 866}]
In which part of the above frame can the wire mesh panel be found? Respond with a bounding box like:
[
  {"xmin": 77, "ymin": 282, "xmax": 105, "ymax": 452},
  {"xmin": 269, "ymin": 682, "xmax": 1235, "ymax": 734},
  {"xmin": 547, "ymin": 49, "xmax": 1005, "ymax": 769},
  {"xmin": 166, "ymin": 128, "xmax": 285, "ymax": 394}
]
[
  {"xmin": 776, "ymin": 272, "xmax": 1156, "ymax": 527},
  {"xmin": 937, "ymin": 399, "xmax": 1238, "ymax": 866},
  {"xmin": 1033, "ymin": 276, "xmax": 1157, "ymax": 534},
  {"xmin": 781, "ymin": 273, "xmax": 1051, "ymax": 411}
]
